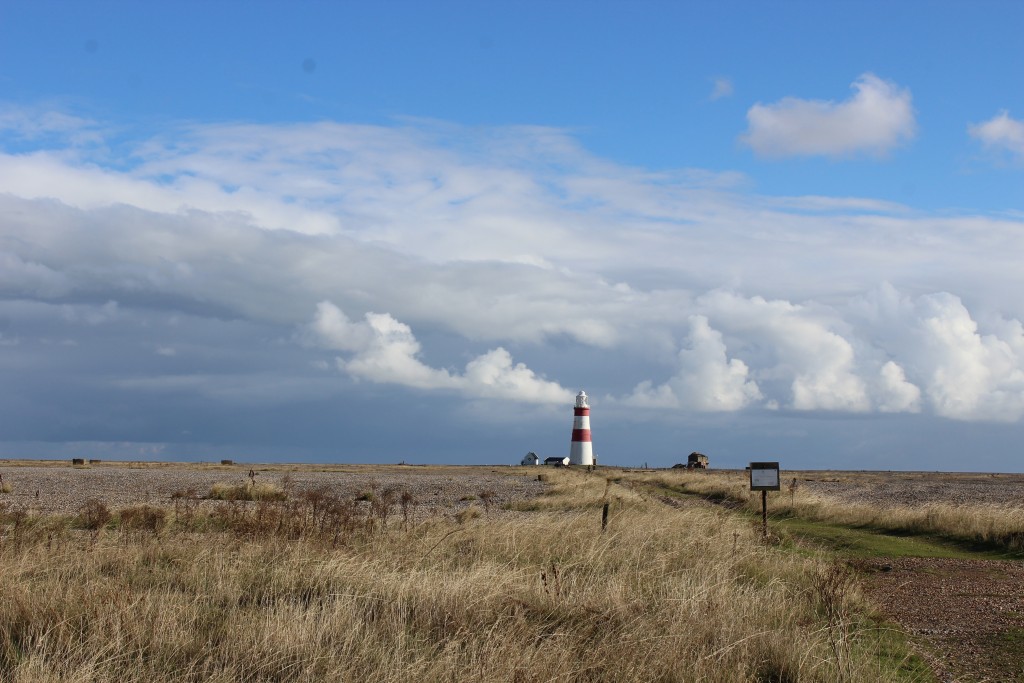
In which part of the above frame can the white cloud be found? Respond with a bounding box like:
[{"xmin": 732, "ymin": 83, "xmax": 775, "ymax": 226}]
[
  {"xmin": 343, "ymin": 311, "xmax": 459, "ymax": 390},
  {"xmin": 308, "ymin": 301, "xmax": 572, "ymax": 404},
  {"xmin": 742, "ymin": 73, "xmax": 916, "ymax": 158},
  {"xmin": 709, "ymin": 77, "xmax": 734, "ymax": 101},
  {"xmin": 464, "ymin": 348, "xmax": 575, "ymax": 404},
  {"xmin": 916, "ymin": 293, "xmax": 1024, "ymax": 421},
  {"xmin": 849, "ymin": 285, "xmax": 1024, "ymax": 421},
  {"xmin": 969, "ymin": 110, "xmax": 1024, "ymax": 159},
  {"xmin": 0, "ymin": 104, "xmax": 102, "ymax": 146},
  {"xmin": 700, "ymin": 292, "xmax": 871, "ymax": 412},
  {"xmin": 309, "ymin": 300, "xmax": 375, "ymax": 353},
  {"xmin": 625, "ymin": 316, "xmax": 761, "ymax": 411},
  {"xmin": 875, "ymin": 361, "xmax": 921, "ymax": 413}
]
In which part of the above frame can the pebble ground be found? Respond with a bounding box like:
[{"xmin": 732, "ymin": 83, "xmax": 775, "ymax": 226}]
[{"xmin": 0, "ymin": 461, "xmax": 547, "ymax": 515}]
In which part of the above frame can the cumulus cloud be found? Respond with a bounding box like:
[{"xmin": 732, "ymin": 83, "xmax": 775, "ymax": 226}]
[
  {"xmin": 742, "ymin": 73, "xmax": 916, "ymax": 158},
  {"xmin": 700, "ymin": 292, "xmax": 871, "ymax": 412},
  {"xmin": 849, "ymin": 285, "xmax": 1024, "ymax": 421},
  {"xmin": 969, "ymin": 110, "xmax": 1024, "ymax": 160},
  {"xmin": 915, "ymin": 294, "xmax": 1024, "ymax": 421},
  {"xmin": 625, "ymin": 316, "xmax": 761, "ymax": 410},
  {"xmin": 308, "ymin": 301, "xmax": 573, "ymax": 404},
  {"xmin": 875, "ymin": 361, "xmax": 921, "ymax": 413}
]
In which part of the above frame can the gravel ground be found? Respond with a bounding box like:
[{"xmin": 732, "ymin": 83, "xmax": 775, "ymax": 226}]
[
  {"xmin": 862, "ymin": 557, "xmax": 1024, "ymax": 682},
  {"xmin": 0, "ymin": 462, "xmax": 547, "ymax": 515},
  {"xmin": 797, "ymin": 472, "xmax": 1024, "ymax": 508},
  {"xmin": 790, "ymin": 471, "xmax": 1024, "ymax": 681}
]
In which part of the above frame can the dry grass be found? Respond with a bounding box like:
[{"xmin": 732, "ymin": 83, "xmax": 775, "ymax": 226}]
[
  {"xmin": 0, "ymin": 469, "xmax": 926, "ymax": 682},
  {"xmin": 627, "ymin": 469, "xmax": 1024, "ymax": 551},
  {"xmin": 208, "ymin": 480, "xmax": 288, "ymax": 502}
]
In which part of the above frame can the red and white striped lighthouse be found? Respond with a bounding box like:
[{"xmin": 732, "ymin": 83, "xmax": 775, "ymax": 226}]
[{"xmin": 569, "ymin": 390, "xmax": 594, "ymax": 466}]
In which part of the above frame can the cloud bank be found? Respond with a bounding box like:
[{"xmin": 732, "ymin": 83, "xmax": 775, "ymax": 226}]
[{"xmin": 2, "ymin": 108, "xmax": 1024, "ymax": 467}]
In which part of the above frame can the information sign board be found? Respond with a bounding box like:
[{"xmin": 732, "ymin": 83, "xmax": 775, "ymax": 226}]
[{"xmin": 749, "ymin": 462, "xmax": 781, "ymax": 491}]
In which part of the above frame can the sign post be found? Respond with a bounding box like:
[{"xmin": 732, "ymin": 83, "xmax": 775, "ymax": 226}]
[{"xmin": 749, "ymin": 462, "xmax": 780, "ymax": 539}]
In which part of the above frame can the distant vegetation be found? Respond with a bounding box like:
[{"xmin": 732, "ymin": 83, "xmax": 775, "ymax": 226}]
[
  {"xmin": 207, "ymin": 480, "xmax": 288, "ymax": 502},
  {"xmin": 0, "ymin": 468, "xmax": 929, "ymax": 682}
]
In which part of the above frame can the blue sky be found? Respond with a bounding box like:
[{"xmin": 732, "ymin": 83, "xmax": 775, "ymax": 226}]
[{"xmin": 2, "ymin": 1, "xmax": 1024, "ymax": 470}]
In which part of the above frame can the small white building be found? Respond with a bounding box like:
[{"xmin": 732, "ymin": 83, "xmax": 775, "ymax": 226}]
[
  {"xmin": 521, "ymin": 451, "xmax": 540, "ymax": 466},
  {"xmin": 544, "ymin": 456, "xmax": 570, "ymax": 467}
]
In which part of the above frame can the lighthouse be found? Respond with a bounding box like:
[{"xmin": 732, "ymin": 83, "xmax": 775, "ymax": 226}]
[{"xmin": 569, "ymin": 390, "xmax": 594, "ymax": 466}]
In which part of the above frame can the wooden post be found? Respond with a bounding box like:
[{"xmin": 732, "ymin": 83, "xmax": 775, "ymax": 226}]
[
  {"xmin": 761, "ymin": 490, "xmax": 768, "ymax": 539},
  {"xmin": 601, "ymin": 502, "xmax": 609, "ymax": 532}
]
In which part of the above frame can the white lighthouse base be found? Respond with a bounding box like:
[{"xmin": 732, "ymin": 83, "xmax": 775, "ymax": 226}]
[{"xmin": 569, "ymin": 442, "xmax": 593, "ymax": 467}]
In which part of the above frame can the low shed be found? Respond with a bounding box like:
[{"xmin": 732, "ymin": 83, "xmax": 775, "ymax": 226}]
[{"xmin": 687, "ymin": 452, "xmax": 709, "ymax": 469}]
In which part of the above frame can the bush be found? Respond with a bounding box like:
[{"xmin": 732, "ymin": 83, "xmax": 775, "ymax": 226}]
[
  {"xmin": 77, "ymin": 499, "xmax": 111, "ymax": 530},
  {"xmin": 208, "ymin": 481, "xmax": 287, "ymax": 502},
  {"xmin": 119, "ymin": 505, "xmax": 168, "ymax": 533},
  {"xmin": 456, "ymin": 505, "xmax": 482, "ymax": 523}
]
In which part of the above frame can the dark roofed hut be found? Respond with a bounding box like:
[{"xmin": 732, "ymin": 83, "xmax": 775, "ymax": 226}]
[{"xmin": 687, "ymin": 452, "xmax": 709, "ymax": 469}]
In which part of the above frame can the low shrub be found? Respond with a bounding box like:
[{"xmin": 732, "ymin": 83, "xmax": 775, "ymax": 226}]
[
  {"xmin": 77, "ymin": 498, "xmax": 111, "ymax": 530},
  {"xmin": 208, "ymin": 480, "xmax": 287, "ymax": 502},
  {"xmin": 456, "ymin": 505, "xmax": 482, "ymax": 523},
  {"xmin": 119, "ymin": 504, "xmax": 168, "ymax": 533}
]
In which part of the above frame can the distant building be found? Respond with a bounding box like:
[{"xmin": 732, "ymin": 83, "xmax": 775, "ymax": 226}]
[
  {"xmin": 545, "ymin": 456, "xmax": 570, "ymax": 467},
  {"xmin": 521, "ymin": 452, "xmax": 540, "ymax": 466},
  {"xmin": 687, "ymin": 452, "xmax": 709, "ymax": 469}
]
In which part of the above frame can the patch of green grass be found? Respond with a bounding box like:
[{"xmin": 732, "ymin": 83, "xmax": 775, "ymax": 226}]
[
  {"xmin": 856, "ymin": 618, "xmax": 937, "ymax": 682},
  {"xmin": 970, "ymin": 627, "xmax": 1024, "ymax": 678},
  {"xmin": 995, "ymin": 627, "xmax": 1024, "ymax": 658},
  {"xmin": 777, "ymin": 517, "xmax": 1024, "ymax": 560},
  {"xmin": 638, "ymin": 479, "xmax": 1024, "ymax": 560}
]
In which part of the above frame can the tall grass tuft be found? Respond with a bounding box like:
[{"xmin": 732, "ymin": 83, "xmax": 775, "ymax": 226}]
[{"xmin": 208, "ymin": 480, "xmax": 288, "ymax": 502}]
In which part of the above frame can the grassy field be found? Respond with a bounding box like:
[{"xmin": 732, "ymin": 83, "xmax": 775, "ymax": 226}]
[
  {"xmin": 0, "ymin": 466, "xmax": 932, "ymax": 682},
  {"xmin": 622, "ymin": 469, "xmax": 1024, "ymax": 556}
]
